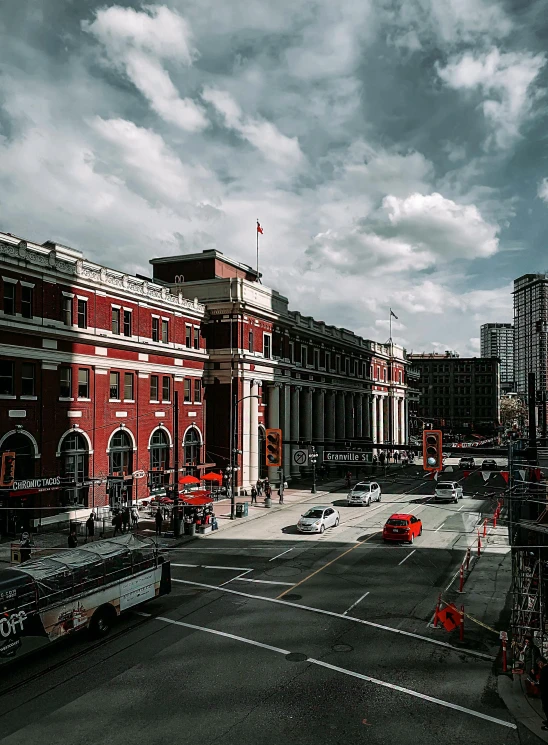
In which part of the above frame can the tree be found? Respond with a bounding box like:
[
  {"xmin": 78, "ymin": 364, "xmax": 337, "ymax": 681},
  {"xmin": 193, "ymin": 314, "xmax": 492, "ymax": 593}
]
[{"xmin": 500, "ymin": 396, "xmax": 527, "ymax": 426}]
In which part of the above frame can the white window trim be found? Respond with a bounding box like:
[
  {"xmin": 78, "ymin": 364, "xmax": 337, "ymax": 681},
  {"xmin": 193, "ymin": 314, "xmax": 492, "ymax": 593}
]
[
  {"xmin": 76, "ymin": 295, "xmax": 88, "ymax": 301},
  {"xmin": 149, "ymin": 400, "xmax": 160, "ymax": 404},
  {"xmin": 161, "ymin": 399, "xmax": 172, "ymax": 404},
  {"xmin": 151, "ymin": 314, "xmax": 160, "ymax": 319},
  {"xmin": 62, "ymin": 291, "xmax": 74, "ymax": 298},
  {"xmin": 58, "ymin": 397, "xmax": 74, "ymax": 402},
  {"xmin": 109, "ymin": 398, "xmax": 122, "ymax": 403},
  {"xmin": 0, "ymin": 394, "xmax": 16, "ymax": 399},
  {"xmin": 20, "ymin": 281, "xmax": 35, "ymax": 289},
  {"xmin": 2, "ymin": 276, "xmax": 17, "ymax": 284},
  {"xmin": 124, "ymin": 399, "xmax": 135, "ymax": 404},
  {"xmin": 111, "ymin": 304, "xmax": 121, "ymax": 309},
  {"xmin": 20, "ymin": 395, "xmax": 37, "ymax": 400},
  {"xmin": 77, "ymin": 397, "xmax": 91, "ymax": 402}
]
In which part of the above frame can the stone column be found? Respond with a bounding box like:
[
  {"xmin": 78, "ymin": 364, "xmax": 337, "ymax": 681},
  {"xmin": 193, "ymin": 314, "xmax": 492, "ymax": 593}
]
[
  {"xmin": 345, "ymin": 392, "xmax": 354, "ymax": 439},
  {"xmin": 383, "ymin": 396, "xmax": 390, "ymax": 444},
  {"xmin": 249, "ymin": 379, "xmax": 259, "ymax": 486},
  {"xmin": 371, "ymin": 395, "xmax": 378, "ymax": 446},
  {"xmin": 290, "ymin": 386, "xmax": 301, "ymax": 477},
  {"xmin": 300, "ymin": 387, "xmax": 313, "ymax": 442},
  {"xmin": 335, "ymin": 391, "xmax": 346, "ymax": 441},
  {"xmin": 378, "ymin": 396, "xmax": 384, "ymax": 444},
  {"xmin": 325, "ymin": 390, "xmax": 336, "ymax": 443},
  {"xmin": 281, "ymin": 384, "xmax": 291, "ymax": 480},
  {"xmin": 356, "ymin": 394, "xmax": 363, "ymax": 439},
  {"xmin": 403, "ymin": 398, "xmax": 408, "ymax": 445},
  {"xmin": 242, "ymin": 378, "xmax": 251, "ymax": 488},
  {"xmin": 313, "ymin": 388, "xmax": 325, "ymax": 443},
  {"xmin": 268, "ymin": 383, "xmax": 281, "ymax": 484}
]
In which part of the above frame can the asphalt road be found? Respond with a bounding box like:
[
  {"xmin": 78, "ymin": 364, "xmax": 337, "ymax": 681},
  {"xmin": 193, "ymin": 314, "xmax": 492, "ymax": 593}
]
[{"xmin": 0, "ymin": 470, "xmax": 534, "ymax": 745}]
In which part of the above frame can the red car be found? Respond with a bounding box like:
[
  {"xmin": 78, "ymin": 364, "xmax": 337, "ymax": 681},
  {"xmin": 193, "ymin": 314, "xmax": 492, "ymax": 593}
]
[{"xmin": 383, "ymin": 513, "xmax": 422, "ymax": 544}]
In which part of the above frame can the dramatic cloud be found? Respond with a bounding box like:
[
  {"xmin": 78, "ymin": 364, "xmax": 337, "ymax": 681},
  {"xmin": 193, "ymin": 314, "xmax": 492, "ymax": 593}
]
[{"xmin": 437, "ymin": 48, "xmax": 545, "ymax": 148}]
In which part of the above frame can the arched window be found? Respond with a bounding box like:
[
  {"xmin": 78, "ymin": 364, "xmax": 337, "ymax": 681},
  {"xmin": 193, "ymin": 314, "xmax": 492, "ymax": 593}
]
[
  {"xmin": 0, "ymin": 432, "xmax": 35, "ymax": 480},
  {"xmin": 109, "ymin": 430, "xmax": 133, "ymax": 477},
  {"xmin": 183, "ymin": 427, "xmax": 201, "ymax": 474},
  {"xmin": 150, "ymin": 429, "xmax": 169, "ymax": 488},
  {"xmin": 60, "ymin": 432, "xmax": 89, "ymax": 506}
]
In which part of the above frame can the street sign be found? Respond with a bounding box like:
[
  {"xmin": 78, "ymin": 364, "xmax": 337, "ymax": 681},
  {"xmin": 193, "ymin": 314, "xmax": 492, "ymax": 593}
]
[
  {"xmin": 292, "ymin": 449, "xmax": 309, "ymax": 467},
  {"xmin": 323, "ymin": 451, "xmax": 370, "ymax": 463},
  {"xmin": 132, "ymin": 470, "xmax": 146, "ymax": 479},
  {"xmin": 500, "ymin": 630, "xmax": 508, "ymax": 641},
  {"xmin": 436, "ymin": 603, "xmax": 461, "ymax": 632}
]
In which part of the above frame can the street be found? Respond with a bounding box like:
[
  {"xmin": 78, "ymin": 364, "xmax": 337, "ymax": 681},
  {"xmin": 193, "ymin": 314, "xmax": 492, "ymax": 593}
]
[{"xmin": 0, "ymin": 470, "xmax": 532, "ymax": 745}]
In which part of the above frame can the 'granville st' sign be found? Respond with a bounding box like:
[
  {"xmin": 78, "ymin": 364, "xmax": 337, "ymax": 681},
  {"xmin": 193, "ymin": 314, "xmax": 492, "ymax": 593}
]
[{"xmin": 323, "ymin": 451, "xmax": 370, "ymax": 463}]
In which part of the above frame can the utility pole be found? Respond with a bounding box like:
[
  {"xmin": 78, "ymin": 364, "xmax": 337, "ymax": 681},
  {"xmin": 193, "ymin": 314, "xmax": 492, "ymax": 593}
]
[
  {"xmin": 310, "ymin": 446, "xmax": 318, "ymax": 494},
  {"xmin": 172, "ymin": 389, "xmax": 181, "ymax": 537},
  {"xmin": 231, "ymin": 391, "xmax": 237, "ymax": 519}
]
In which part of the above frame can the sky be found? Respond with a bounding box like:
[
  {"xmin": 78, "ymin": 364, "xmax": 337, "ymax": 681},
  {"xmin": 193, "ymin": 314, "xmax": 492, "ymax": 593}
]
[{"xmin": 1, "ymin": 0, "xmax": 547, "ymax": 355}]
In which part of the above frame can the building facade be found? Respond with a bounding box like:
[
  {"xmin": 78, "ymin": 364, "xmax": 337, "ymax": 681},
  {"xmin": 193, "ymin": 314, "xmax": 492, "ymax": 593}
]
[
  {"xmin": 151, "ymin": 250, "xmax": 410, "ymax": 492},
  {"xmin": 514, "ymin": 274, "xmax": 548, "ymax": 397},
  {"xmin": 0, "ymin": 233, "xmax": 413, "ymax": 533},
  {"xmin": 480, "ymin": 322, "xmax": 514, "ymax": 393},
  {"xmin": 408, "ymin": 352, "xmax": 501, "ymax": 436},
  {"xmin": 0, "ymin": 233, "xmax": 207, "ymax": 534}
]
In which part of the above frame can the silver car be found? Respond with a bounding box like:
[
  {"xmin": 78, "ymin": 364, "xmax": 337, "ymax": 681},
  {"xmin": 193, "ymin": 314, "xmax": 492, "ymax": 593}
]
[
  {"xmin": 297, "ymin": 506, "xmax": 340, "ymax": 534},
  {"xmin": 434, "ymin": 481, "xmax": 464, "ymax": 503},
  {"xmin": 347, "ymin": 482, "xmax": 381, "ymax": 506}
]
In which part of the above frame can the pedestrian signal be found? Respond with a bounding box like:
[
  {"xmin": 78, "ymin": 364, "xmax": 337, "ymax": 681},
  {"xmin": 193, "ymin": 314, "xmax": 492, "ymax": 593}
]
[
  {"xmin": 0, "ymin": 451, "xmax": 16, "ymax": 488},
  {"xmin": 265, "ymin": 429, "xmax": 282, "ymax": 467},
  {"xmin": 423, "ymin": 430, "xmax": 442, "ymax": 471}
]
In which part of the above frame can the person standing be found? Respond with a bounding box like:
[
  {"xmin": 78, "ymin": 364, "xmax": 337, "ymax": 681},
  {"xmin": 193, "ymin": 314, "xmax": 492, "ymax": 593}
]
[
  {"xmin": 251, "ymin": 485, "xmax": 257, "ymax": 504},
  {"xmin": 379, "ymin": 451, "xmax": 386, "ymax": 468},
  {"xmin": 20, "ymin": 532, "xmax": 33, "ymax": 563},
  {"xmin": 112, "ymin": 512, "xmax": 123, "ymax": 537},
  {"xmin": 122, "ymin": 507, "xmax": 130, "ymax": 534},
  {"xmin": 85, "ymin": 513, "xmax": 95, "ymax": 542},
  {"xmin": 256, "ymin": 479, "xmax": 262, "ymax": 497},
  {"xmin": 131, "ymin": 505, "xmax": 139, "ymax": 530},
  {"xmin": 155, "ymin": 508, "xmax": 163, "ymax": 536},
  {"xmin": 68, "ymin": 528, "xmax": 78, "ymax": 549},
  {"xmin": 278, "ymin": 483, "xmax": 284, "ymax": 504}
]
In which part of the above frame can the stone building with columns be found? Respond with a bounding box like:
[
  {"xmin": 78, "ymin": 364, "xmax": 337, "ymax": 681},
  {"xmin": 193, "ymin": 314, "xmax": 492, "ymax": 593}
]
[{"xmin": 151, "ymin": 249, "xmax": 410, "ymax": 491}]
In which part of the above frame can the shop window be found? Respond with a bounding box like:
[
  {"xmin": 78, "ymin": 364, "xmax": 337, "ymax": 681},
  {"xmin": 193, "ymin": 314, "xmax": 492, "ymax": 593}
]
[
  {"xmin": 21, "ymin": 286, "xmax": 33, "ymax": 319},
  {"xmin": 150, "ymin": 429, "xmax": 169, "ymax": 475},
  {"xmin": 152, "ymin": 317, "xmax": 160, "ymax": 342},
  {"xmin": 150, "ymin": 375, "xmax": 159, "ymax": 401},
  {"xmin": 78, "ymin": 368, "xmax": 89, "ymax": 399},
  {"xmin": 3, "ymin": 283, "xmax": 15, "ymax": 315},
  {"xmin": 110, "ymin": 371, "xmax": 120, "ymax": 400},
  {"xmin": 124, "ymin": 373, "xmax": 134, "ymax": 401},
  {"xmin": 77, "ymin": 299, "xmax": 87, "ymax": 329},
  {"xmin": 21, "ymin": 363, "xmax": 35, "ymax": 396},
  {"xmin": 162, "ymin": 376, "xmax": 171, "ymax": 402},
  {"xmin": 60, "ymin": 366, "xmax": 72, "ymax": 398},
  {"xmin": 183, "ymin": 428, "xmax": 201, "ymax": 469},
  {"xmin": 61, "ymin": 433, "xmax": 89, "ymax": 507},
  {"xmin": 0, "ymin": 360, "xmax": 14, "ymax": 395}
]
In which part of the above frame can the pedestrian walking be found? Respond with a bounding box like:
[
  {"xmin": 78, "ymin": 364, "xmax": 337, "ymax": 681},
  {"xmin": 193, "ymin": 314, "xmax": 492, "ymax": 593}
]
[
  {"xmin": 394, "ymin": 451, "xmax": 399, "ymax": 464},
  {"xmin": 251, "ymin": 486, "xmax": 257, "ymax": 504},
  {"xmin": 68, "ymin": 527, "xmax": 78, "ymax": 549},
  {"xmin": 379, "ymin": 451, "xmax": 386, "ymax": 467},
  {"xmin": 20, "ymin": 532, "xmax": 32, "ymax": 563},
  {"xmin": 131, "ymin": 505, "xmax": 139, "ymax": 529},
  {"xmin": 265, "ymin": 482, "xmax": 272, "ymax": 499},
  {"xmin": 537, "ymin": 658, "xmax": 548, "ymax": 729},
  {"xmin": 85, "ymin": 512, "xmax": 95, "ymax": 542},
  {"xmin": 256, "ymin": 479, "xmax": 263, "ymax": 497},
  {"xmin": 278, "ymin": 485, "xmax": 284, "ymax": 504},
  {"xmin": 122, "ymin": 507, "xmax": 130, "ymax": 533},
  {"xmin": 155, "ymin": 508, "xmax": 163, "ymax": 536}
]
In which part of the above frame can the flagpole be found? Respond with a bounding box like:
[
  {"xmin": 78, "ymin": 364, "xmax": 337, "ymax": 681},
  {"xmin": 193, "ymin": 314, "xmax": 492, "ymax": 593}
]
[
  {"xmin": 256, "ymin": 218, "xmax": 259, "ymax": 279},
  {"xmin": 389, "ymin": 308, "xmax": 392, "ymax": 343}
]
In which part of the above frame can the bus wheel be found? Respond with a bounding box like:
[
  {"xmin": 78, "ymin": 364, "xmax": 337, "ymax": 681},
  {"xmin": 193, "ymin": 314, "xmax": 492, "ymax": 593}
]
[{"xmin": 89, "ymin": 605, "xmax": 116, "ymax": 638}]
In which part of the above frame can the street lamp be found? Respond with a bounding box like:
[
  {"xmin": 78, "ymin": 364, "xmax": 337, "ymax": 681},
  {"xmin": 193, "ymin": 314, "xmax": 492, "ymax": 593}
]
[
  {"xmin": 230, "ymin": 393, "xmax": 261, "ymax": 519},
  {"xmin": 309, "ymin": 446, "xmax": 318, "ymax": 494}
]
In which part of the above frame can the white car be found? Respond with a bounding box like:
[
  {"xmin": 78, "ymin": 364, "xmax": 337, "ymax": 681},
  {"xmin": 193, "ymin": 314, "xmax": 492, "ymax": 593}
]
[
  {"xmin": 347, "ymin": 482, "xmax": 381, "ymax": 506},
  {"xmin": 297, "ymin": 506, "xmax": 340, "ymax": 534},
  {"xmin": 434, "ymin": 481, "xmax": 464, "ymax": 503}
]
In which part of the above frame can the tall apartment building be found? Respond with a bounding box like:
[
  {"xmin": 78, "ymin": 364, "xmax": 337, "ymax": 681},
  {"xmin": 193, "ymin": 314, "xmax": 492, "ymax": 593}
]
[
  {"xmin": 514, "ymin": 274, "xmax": 548, "ymax": 400},
  {"xmin": 408, "ymin": 352, "xmax": 500, "ymax": 435},
  {"xmin": 480, "ymin": 323, "xmax": 514, "ymax": 392}
]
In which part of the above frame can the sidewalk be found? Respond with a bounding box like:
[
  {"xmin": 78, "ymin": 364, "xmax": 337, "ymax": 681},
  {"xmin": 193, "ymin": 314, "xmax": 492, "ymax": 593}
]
[{"xmin": 0, "ymin": 478, "xmax": 344, "ymax": 565}]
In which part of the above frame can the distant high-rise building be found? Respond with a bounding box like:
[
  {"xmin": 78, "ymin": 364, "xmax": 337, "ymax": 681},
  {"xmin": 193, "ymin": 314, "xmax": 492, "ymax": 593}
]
[
  {"xmin": 513, "ymin": 274, "xmax": 548, "ymax": 397},
  {"xmin": 480, "ymin": 323, "xmax": 514, "ymax": 392}
]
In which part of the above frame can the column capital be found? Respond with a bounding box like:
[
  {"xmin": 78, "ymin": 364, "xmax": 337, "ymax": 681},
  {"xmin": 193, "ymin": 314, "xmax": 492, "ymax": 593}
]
[
  {"xmin": 292, "ymin": 384, "xmax": 302, "ymax": 392},
  {"xmin": 268, "ymin": 381, "xmax": 283, "ymax": 389}
]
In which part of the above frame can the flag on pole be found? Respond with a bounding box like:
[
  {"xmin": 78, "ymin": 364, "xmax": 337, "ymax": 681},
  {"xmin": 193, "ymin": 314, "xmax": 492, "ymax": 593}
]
[
  {"xmin": 390, "ymin": 309, "xmax": 398, "ymax": 319},
  {"xmin": 257, "ymin": 221, "xmax": 264, "ymax": 234}
]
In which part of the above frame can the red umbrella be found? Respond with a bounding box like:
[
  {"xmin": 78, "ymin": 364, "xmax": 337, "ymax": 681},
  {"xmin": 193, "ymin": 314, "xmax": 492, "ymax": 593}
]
[
  {"xmin": 179, "ymin": 475, "xmax": 200, "ymax": 485},
  {"xmin": 202, "ymin": 472, "xmax": 223, "ymax": 482}
]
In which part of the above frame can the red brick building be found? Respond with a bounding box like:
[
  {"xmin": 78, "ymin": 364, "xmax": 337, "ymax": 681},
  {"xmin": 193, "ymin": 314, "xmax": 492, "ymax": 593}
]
[
  {"xmin": 0, "ymin": 233, "xmax": 411, "ymax": 533},
  {"xmin": 0, "ymin": 233, "xmax": 206, "ymax": 534}
]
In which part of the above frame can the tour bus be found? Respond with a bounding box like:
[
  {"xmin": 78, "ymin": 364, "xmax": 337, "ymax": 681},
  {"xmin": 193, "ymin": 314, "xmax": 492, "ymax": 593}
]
[{"xmin": 0, "ymin": 534, "xmax": 171, "ymax": 663}]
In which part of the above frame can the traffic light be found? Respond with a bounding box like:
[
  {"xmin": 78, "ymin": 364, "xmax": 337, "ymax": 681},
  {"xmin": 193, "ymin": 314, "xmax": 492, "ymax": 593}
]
[
  {"xmin": 265, "ymin": 428, "xmax": 282, "ymax": 467},
  {"xmin": 0, "ymin": 451, "xmax": 16, "ymax": 488},
  {"xmin": 309, "ymin": 449, "xmax": 318, "ymax": 464},
  {"xmin": 423, "ymin": 430, "xmax": 442, "ymax": 471}
]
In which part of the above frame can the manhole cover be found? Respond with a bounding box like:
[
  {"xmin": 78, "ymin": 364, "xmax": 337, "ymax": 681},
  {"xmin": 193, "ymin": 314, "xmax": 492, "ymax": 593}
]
[
  {"xmin": 285, "ymin": 652, "xmax": 308, "ymax": 662},
  {"xmin": 332, "ymin": 643, "xmax": 353, "ymax": 653},
  {"xmin": 283, "ymin": 594, "xmax": 302, "ymax": 600}
]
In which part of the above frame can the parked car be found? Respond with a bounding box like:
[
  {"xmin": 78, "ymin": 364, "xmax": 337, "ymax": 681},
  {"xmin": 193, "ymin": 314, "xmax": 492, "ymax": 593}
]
[
  {"xmin": 459, "ymin": 457, "xmax": 475, "ymax": 469},
  {"xmin": 297, "ymin": 506, "xmax": 340, "ymax": 534},
  {"xmin": 481, "ymin": 459, "xmax": 498, "ymax": 471},
  {"xmin": 383, "ymin": 513, "xmax": 422, "ymax": 544},
  {"xmin": 434, "ymin": 481, "xmax": 464, "ymax": 503},
  {"xmin": 347, "ymin": 482, "xmax": 381, "ymax": 506}
]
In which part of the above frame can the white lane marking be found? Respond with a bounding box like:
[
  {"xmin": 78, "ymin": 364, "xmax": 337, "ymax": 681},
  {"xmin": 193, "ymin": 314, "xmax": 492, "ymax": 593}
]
[
  {"xmin": 234, "ymin": 578, "xmax": 294, "ymax": 586},
  {"xmin": 203, "ymin": 565, "xmax": 253, "ymax": 571},
  {"xmin": 219, "ymin": 569, "xmax": 253, "ymax": 587},
  {"xmin": 172, "ymin": 579, "xmax": 494, "ymax": 660},
  {"xmin": 310, "ymin": 660, "xmax": 516, "ymax": 730},
  {"xmin": 269, "ymin": 548, "xmax": 294, "ymax": 561},
  {"xmin": 343, "ymin": 591, "xmax": 370, "ymax": 615},
  {"xmin": 398, "ymin": 550, "xmax": 416, "ymax": 565},
  {"xmin": 435, "ymin": 522, "xmax": 445, "ymax": 532},
  {"xmin": 171, "ymin": 563, "xmax": 198, "ymax": 568},
  {"xmin": 140, "ymin": 613, "xmax": 515, "ymax": 730},
  {"xmin": 458, "ymin": 505, "xmax": 465, "ymax": 512}
]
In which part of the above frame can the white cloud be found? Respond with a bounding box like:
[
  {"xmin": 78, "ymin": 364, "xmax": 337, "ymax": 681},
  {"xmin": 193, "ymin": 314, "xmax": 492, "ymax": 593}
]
[
  {"xmin": 83, "ymin": 5, "xmax": 208, "ymax": 132},
  {"xmin": 201, "ymin": 87, "xmax": 304, "ymax": 168},
  {"xmin": 538, "ymin": 178, "xmax": 548, "ymax": 203},
  {"xmin": 437, "ymin": 48, "xmax": 545, "ymax": 148}
]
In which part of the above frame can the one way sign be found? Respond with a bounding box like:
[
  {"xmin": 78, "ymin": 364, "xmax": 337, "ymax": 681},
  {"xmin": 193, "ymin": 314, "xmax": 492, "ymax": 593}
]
[{"xmin": 436, "ymin": 603, "xmax": 462, "ymax": 632}]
